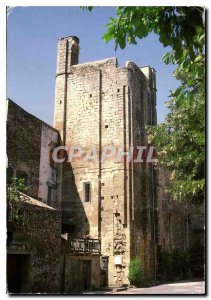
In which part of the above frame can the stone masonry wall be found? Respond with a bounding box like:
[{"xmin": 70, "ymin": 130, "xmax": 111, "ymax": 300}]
[
  {"xmin": 54, "ymin": 36, "xmax": 158, "ymax": 286},
  {"xmin": 8, "ymin": 202, "xmax": 61, "ymax": 293},
  {"xmin": 126, "ymin": 63, "xmax": 158, "ymax": 282},
  {"xmin": 38, "ymin": 123, "xmax": 61, "ymax": 208},
  {"xmin": 157, "ymin": 168, "xmax": 205, "ymax": 279},
  {"xmin": 7, "ymin": 100, "xmax": 42, "ymax": 197},
  {"xmin": 63, "ymin": 255, "xmax": 100, "ymax": 292},
  {"xmin": 7, "ymin": 99, "xmax": 61, "ymax": 208}
]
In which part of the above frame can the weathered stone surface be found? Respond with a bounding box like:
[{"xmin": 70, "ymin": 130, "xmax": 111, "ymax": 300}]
[
  {"xmin": 7, "ymin": 99, "xmax": 61, "ymax": 208},
  {"xmin": 54, "ymin": 36, "xmax": 158, "ymax": 286},
  {"xmin": 6, "ymin": 34, "xmax": 204, "ymax": 293},
  {"xmin": 62, "ymin": 254, "xmax": 100, "ymax": 293},
  {"xmin": 7, "ymin": 198, "xmax": 61, "ymax": 293}
]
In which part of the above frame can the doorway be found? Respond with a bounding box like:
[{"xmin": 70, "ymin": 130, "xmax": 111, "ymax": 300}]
[
  {"xmin": 7, "ymin": 254, "xmax": 30, "ymax": 293},
  {"xmin": 81, "ymin": 260, "xmax": 91, "ymax": 290}
]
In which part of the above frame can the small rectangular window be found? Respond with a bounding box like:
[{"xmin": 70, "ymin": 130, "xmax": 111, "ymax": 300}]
[
  {"xmin": 6, "ymin": 167, "xmax": 13, "ymax": 184},
  {"xmin": 83, "ymin": 182, "xmax": 91, "ymax": 202},
  {"xmin": 47, "ymin": 186, "xmax": 52, "ymax": 206},
  {"xmin": 47, "ymin": 186, "xmax": 56, "ymax": 207}
]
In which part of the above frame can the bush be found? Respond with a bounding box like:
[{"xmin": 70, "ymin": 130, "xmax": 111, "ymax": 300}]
[{"xmin": 128, "ymin": 258, "xmax": 143, "ymax": 286}]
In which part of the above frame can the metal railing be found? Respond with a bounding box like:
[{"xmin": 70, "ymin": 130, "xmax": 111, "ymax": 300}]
[{"xmin": 68, "ymin": 238, "xmax": 101, "ymax": 254}]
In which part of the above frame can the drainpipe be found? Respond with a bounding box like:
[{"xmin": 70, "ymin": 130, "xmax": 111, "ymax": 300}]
[{"xmin": 150, "ymin": 70, "xmax": 157, "ymax": 281}]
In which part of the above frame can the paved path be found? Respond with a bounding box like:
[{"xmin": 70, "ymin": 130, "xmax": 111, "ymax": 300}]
[
  {"xmin": 117, "ymin": 281, "xmax": 205, "ymax": 295},
  {"xmin": 83, "ymin": 281, "xmax": 205, "ymax": 295}
]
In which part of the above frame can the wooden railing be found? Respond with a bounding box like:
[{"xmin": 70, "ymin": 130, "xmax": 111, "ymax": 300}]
[{"xmin": 68, "ymin": 238, "xmax": 101, "ymax": 254}]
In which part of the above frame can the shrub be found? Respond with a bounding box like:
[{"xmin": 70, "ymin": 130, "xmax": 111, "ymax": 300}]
[{"xmin": 128, "ymin": 257, "xmax": 143, "ymax": 286}]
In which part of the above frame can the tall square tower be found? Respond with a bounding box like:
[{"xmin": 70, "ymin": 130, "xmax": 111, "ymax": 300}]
[{"xmin": 54, "ymin": 36, "xmax": 157, "ymax": 286}]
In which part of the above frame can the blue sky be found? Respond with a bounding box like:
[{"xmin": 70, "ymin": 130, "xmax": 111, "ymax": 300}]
[{"xmin": 7, "ymin": 6, "xmax": 179, "ymax": 125}]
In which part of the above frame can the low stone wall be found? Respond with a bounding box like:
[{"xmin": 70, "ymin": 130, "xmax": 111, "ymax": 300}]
[{"xmin": 62, "ymin": 254, "xmax": 100, "ymax": 293}]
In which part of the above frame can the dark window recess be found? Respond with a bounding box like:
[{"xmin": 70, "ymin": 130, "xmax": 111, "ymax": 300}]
[
  {"xmin": 62, "ymin": 224, "xmax": 76, "ymax": 234},
  {"xmin": 101, "ymin": 183, "xmax": 105, "ymax": 186},
  {"xmin": 47, "ymin": 186, "xmax": 53, "ymax": 206},
  {"xmin": 105, "ymin": 125, "xmax": 109, "ymax": 128},
  {"xmin": 89, "ymin": 94, "xmax": 92, "ymax": 98},
  {"xmin": 111, "ymin": 196, "xmax": 114, "ymax": 199},
  {"xmin": 16, "ymin": 171, "xmax": 28, "ymax": 187},
  {"xmin": 101, "ymin": 196, "xmax": 104, "ymax": 200},
  {"xmin": 59, "ymin": 100, "xmax": 62, "ymax": 104},
  {"xmin": 49, "ymin": 148, "xmax": 55, "ymax": 168},
  {"xmin": 117, "ymin": 89, "xmax": 120, "ymax": 92},
  {"xmin": 6, "ymin": 167, "xmax": 13, "ymax": 184},
  {"xmin": 84, "ymin": 182, "xmax": 91, "ymax": 202}
]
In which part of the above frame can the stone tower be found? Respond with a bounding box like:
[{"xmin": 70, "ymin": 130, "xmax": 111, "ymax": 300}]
[
  {"xmin": 54, "ymin": 36, "xmax": 80, "ymax": 142},
  {"xmin": 54, "ymin": 36, "xmax": 158, "ymax": 286}
]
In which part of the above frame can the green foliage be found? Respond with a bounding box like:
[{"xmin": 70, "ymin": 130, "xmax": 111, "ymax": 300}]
[
  {"xmin": 82, "ymin": 7, "xmax": 205, "ymax": 203},
  {"xmin": 128, "ymin": 257, "xmax": 143, "ymax": 286},
  {"xmin": 157, "ymin": 248, "xmax": 192, "ymax": 281},
  {"xmin": 147, "ymin": 37, "xmax": 205, "ymax": 202},
  {"xmin": 80, "ymin": 6, "xmax": 93, "ymax": 12},
  {"xmin": 7, "ymin": 178, "xmax": 27, "ymax": 223},
  {"xmin": 102, "ymin": 7, "xmax": 204, "ymax": 59}
]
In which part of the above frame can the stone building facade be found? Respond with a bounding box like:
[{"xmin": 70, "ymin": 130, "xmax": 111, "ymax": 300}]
[
  {"xmin": 7, "ymin": 99, "xmax": 61, "ymax": 209},
  {"xmin": 7, "ymin": 98, "xmax": 101, "ymax": 293},
  {"xmin": 6, "ymin": 35, "xmax": 204, "ymax": 292},
  {"xmin": 54, "ymin": 36, "xmax": 158, "ymax": 286},
  {"xmin": 7, "ymin": 99, "xmax": 62, "ymax": 293},
  {"xmin": 156, "ymin": 169, "xmax": 205, "ymax": 280},
  {"xmin": 7, "ymin": 193, "xmax": 61, "ymax": 293}
]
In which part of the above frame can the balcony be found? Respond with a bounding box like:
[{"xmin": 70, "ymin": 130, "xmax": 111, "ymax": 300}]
[{"xmin": 68, "ymin": 238, "xmax": 101, "ymax": 255}]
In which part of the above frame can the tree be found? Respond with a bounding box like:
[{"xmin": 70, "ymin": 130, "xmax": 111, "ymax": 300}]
[
  {"xmin": 148, "ymin": 58, "xmax": 205, "ymax": 202},
  {"xmin": 7, "ymin": 177, "xmax": 27, "ymax": 223},
  {"xmin": 82, "ymin": 6, "xmax": 205, "ymax": 202}
]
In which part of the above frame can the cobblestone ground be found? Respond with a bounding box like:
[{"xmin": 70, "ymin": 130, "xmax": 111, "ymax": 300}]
[{"xmin": 83, "ymin": 281, "xmax": 205, "ymax": 295}]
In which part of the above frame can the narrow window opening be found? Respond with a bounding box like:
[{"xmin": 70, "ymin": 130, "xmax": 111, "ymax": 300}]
[
  {"xmin": 105, "ymin": 125, "xmax": 109, "ymax": 129},
  {"xmin": 84, "ymin": 182, "xmax": 91, "ymax": 202},
  {"xmin": 6, "ymin": 167, "xmax": 13, "ymax": 185},
  {"xmin": 47, "ymin": 186, "xmax": 53, "ymax": 206},
  {"xmin": 49, "ymin": 148, "xmax": 55, "ymax": 168}
]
